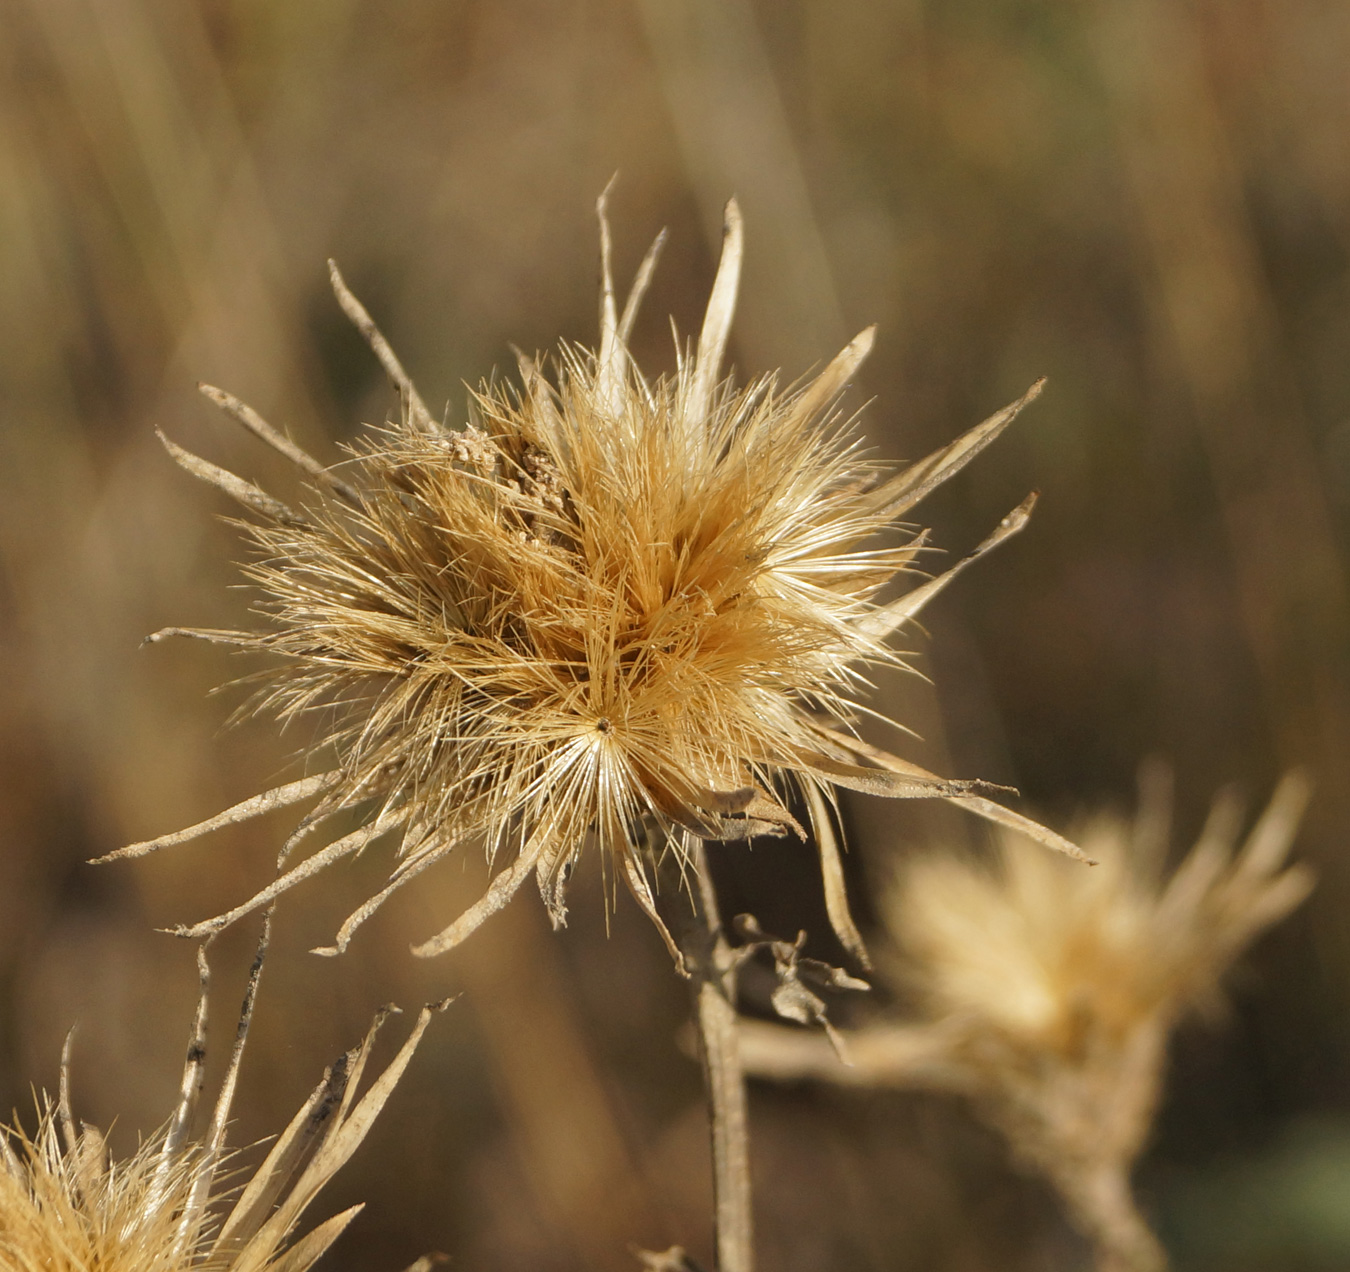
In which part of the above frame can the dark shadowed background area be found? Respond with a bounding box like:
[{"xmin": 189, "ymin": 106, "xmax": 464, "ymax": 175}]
[{"xmin": 2, "ymin": 2, "xmax": 1349, "ymax": 1268}]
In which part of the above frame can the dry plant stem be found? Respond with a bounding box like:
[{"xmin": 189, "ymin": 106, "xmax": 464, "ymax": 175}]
[
  {"xmin": 699, "ymin": 985, "xmax": 752, "ymax": 1272},
  {"xmin": 665, "ymin": 842, "xmax": 753, "ymax": 1272},
  {"xmin": 1057, "ymin": 1165, "xmax": 1166, "ymax": 1272},
  {"xmin": 737, "ymin": 1018, "xmax": 963, "ymax": 1088},
  {"xmin": 697, "ymin": 904, "xmax": 752, "ymax": 1271}
]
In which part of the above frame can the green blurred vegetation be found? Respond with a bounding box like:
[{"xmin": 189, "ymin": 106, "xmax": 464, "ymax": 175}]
[{"xmin": 1, "ymin": 1, "xmax": 1348, "ymax": 1268}]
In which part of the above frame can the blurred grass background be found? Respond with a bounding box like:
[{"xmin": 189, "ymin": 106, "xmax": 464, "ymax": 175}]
[{"xmin": 2, "ymin": 1, "xmax": 1349, "ymax": 1268}]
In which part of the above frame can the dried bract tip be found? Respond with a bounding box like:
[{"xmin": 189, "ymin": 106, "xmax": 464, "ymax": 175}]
[{"xmin": 127, "ymin": 196, "xmax": 1065, "ymax": 963}]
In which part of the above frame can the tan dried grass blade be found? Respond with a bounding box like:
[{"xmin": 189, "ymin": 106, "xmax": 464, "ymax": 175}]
[
  {"xmin": 312, "ymin": 841, "xmax": 452, "ymax": 956},
  {"xmin": 783, "ymin": 326, "xmax": 875, "ymax": 431},
  {"xmin": 328, "ymin": 259, "xmax": 436, "ymax": 435},
  {"xmin": 798, "ymin": 750, "xmax": 999, "ymax": 800},
  {"xmin": 864, "ymin": 379, "xmax": 1045, "ymax": 521},
  {"xmin": 856, "ymin": 493, "xmax": 1037, "ymax": 641},
  {"xmin": 803, "ymin": 783, "xmax": 871, "ymax": 970},
  {"xmin": 161, "ymin": 945, "xmax": 210, "ymax": 1160},
  {"xmin": 330, "ymin": 1005, "xmax": 402, "ymax": 1130},
  {"xmin": 199, "ymin": 383, "xmax": 361, "ymax": 507},
  {"xmin": 216, "ymin": 1008, "xmax": 402, "ymax": 1256},
  {"xmin": 618, "ymin": 229, "xmax": 669, "ymax": 346},
  {"xmin": 687, "ymin": 198, "xmax": 744, "ymax": 427},
  {"xmin": 596, "ymin": 179, "xmax": 624, "ymax": 415},
  {"xmin": 178, "ymin": 913, "xmax": 271, "ymax": 1257},
  {"xmin": 159, "ymin": 432, "xmax": 305, "ymax": 526},
  {"xmin": 97, "ymin": 773, "xmax": 339, "ymax": 862},
  {"xmin": 277, "ymin": 797, "xmax": 352, "ymax": 868},
  {"xmin": 231, "ymin": 1002, "xmax": 448, "ymax": 1272},
  {"xmin": 621, "ymin": 849, "xmax": 686, "ymax": 971},
  {"xmin": 57, "ymin": 1030, "xmax": 79, "ymax": 1161},
  {"xmin": 203, "ymin": 914, "xmax": 269, "ymax": 1157},
  {"xmin": 215, "ymin": 1067, "xmax": 349, "ymax": 1251},
  {"xmin": 142, "ymin": 626, "xmax": 253, "ymax": 647},
  {"xmin": 950, "ymin": 793, "xmax": 1094, "ymax": 863}
]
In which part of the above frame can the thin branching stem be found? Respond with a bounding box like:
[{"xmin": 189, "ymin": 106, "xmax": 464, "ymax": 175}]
[
  {"xmin": 696, "ymin": 974, "xmax": 753, "ymax": 1272},
  {"xmin": 1057, "ymin": 1164, "xmax": 1167, "ymax": 1272}
]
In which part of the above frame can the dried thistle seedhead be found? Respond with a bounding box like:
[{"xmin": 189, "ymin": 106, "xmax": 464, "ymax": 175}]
[
  {"xmin": 2, "ymin": 1111, "xmax": 205, "ymax": 1272},
  {"xmin": 110, "ymin": 192, "xmax": 1079, "ymax": 965},
  {"xmin": 739, "ymin": 774, "xmax": 1313, "ymax": 1271},
  {"xmin": 0, "ymin": 924, "xmax": 445, "ymax": 1272},
  {"xmin": 892, "ymin": 773, "xmax": 1313, "ymax": 1123},
  {"xmin": 905, "ymin": 774, "xmax": 1311, "ymax": 1270}
]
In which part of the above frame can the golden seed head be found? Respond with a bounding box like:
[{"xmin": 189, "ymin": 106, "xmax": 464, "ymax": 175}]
[
  {"xmin": 125, "ymin": 194, "xmax": 1061, "ymax": 962},
  {"xmin": 1, "ymin": 934, "xmax": 444, "ymax": 1272},
  {"xmin": 0, "ymin": 1113, "xmax": 208, "ymax": 1272},
  {"xmin": 889, "ymin": 774, "xmax": 1314, "ymax": 1168}
]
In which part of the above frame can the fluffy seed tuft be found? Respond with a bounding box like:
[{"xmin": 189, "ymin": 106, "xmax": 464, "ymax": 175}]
[{"xmin": 112, "ymin": 194, "xmax": 1076, "ymax": 963}]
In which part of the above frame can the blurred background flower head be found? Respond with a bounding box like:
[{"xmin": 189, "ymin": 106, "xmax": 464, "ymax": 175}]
[
  {"xmin": 892, "ymin": 773, "xmax": 1314, "ymax": 1065},
  {"xmin": 889, "ymin": 774, "xmax": 1313, "ymax": 1270},
  {"xmin": 740, "ymin": 773, "xmax": 1313, "ymax": 1271}
]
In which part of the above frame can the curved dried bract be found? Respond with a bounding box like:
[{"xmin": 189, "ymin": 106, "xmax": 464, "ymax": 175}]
[
  {"xmin": 127, "ymin": 195, "xmax": 1068, "ymax": 962},
  {"xmin": 198, "ymin": 383, "xmax": 362, "ymax": 508},
  {"xmin": 0, "ymin": 919, "xmax": 447, "ymax": 1272}
]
